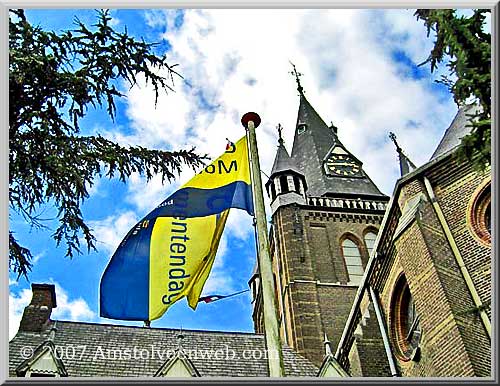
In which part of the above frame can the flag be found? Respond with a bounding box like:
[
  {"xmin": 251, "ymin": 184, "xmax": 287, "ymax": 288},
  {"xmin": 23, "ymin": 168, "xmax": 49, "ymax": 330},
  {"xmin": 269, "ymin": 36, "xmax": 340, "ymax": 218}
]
[
  {"xmin": 198, "ymin": 289, "xmax": 249, "ymax": 304},
  {"xmin": 198, "ymin": 295, "xmax": 226, "ymax": 303},
  {"xmin": 100, "ymin": 136, "xmax": 253, "ymax": 321}
]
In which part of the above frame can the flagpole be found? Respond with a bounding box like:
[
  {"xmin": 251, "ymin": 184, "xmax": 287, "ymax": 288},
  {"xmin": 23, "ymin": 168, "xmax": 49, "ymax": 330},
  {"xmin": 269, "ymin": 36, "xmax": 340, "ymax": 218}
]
[{"xmin": 242, "ymin": 112, "xmax": 285, "ymax": 377}]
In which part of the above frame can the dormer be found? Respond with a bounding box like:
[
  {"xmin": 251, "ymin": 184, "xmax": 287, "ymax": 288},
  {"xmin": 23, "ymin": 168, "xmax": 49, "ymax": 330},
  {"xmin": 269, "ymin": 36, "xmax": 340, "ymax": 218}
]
[
  {"xmin": 16, "ymin": 340, "xmax": 67, "ymax": 377},
  {"xmin": 154, "ymin": 334, "xmax": 200, "ymax": 377}
]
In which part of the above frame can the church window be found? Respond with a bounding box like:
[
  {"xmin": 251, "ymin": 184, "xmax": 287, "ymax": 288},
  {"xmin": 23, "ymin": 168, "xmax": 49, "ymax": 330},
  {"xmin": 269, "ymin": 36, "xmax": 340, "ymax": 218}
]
[
  {"xmin": 364, "ymin": 231, "xmax": 377, "ymax": 257},
  {"xmin": 342, "ymin": 238, "xmax": 363, "ymax": 285},
  {"xmin": 293, "ymin": 175, "xmax": 301, "ymax": 193},
  {"xmin": 279, "ymin": 175, "xmax": 289, "ymax": 193},
  {"xmin": 390, "ymin": 274, "xmax": 421, "ymax": 361},
  {"xmin": 468, "ymin": 179, "xmax": 491, "ymax": 245}
]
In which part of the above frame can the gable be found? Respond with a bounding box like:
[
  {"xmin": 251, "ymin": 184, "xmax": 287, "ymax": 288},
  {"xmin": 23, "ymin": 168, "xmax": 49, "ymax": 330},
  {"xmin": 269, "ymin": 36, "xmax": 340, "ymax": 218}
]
[
  {"xmin": 317, "ymin": 356, "xmax": 350, "ymax": 377},
  {"xmin": 16, "ymin": 343, "xmax": 67, "ymax": 377}
]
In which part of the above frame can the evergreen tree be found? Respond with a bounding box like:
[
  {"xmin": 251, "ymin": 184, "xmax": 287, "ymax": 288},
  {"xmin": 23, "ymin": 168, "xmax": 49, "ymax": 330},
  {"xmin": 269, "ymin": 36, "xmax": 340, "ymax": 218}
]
[
  {"xmin": 415, "ymin": 9, "xmax": 491, "ymax": 169},
  {"xmin": 9, "ymin": 9, "xmax": 206, "ymax": 278}
]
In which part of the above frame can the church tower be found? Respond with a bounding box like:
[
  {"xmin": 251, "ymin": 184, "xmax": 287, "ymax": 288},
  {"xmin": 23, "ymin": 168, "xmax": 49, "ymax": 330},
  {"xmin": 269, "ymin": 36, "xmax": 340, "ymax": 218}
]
[{"xmin": 250, "ymin": 67, "xmax": 390, "ymax": 366}]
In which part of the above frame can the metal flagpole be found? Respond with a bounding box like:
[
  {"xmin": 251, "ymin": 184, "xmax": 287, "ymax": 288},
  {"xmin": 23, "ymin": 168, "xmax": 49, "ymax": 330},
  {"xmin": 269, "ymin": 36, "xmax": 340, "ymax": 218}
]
[{"xmin": 241, "ymin": 112, "xmax": 285, "ymax": 377}]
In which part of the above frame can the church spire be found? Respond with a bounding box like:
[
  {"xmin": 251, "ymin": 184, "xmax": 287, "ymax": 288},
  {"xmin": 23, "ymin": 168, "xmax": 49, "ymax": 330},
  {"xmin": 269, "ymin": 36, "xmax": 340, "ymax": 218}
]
[
  {"xmin": 270, "ymin": 124, "xmax": 300, "ymax": 177},
  {"xmin": 289, "ymin": 78, "xmax": 386, "ymax": 198},
  {"xmin": 389, "ymin": 132, "xmax": 417, "ymax": 177}
]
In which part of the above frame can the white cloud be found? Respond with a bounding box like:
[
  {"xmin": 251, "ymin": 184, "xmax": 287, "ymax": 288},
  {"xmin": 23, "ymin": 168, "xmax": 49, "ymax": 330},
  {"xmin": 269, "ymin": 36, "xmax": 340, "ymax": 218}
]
[
  {"xmin": 9, "ymin": 282, "xmax": 95, "ymax": 340},
  {"xmin": 88, "ymin": 9, "xmax": 460, "ymax": 299},
  {"xmin": 89, "ymin": 211, "xmax": 139, "ymax": 254},
  {"xmin": 121, "ymin": 9, "xmax": 457, "ymax": 199},
  {"xmin": 9, "ymin": 287, "xmax": 31, "ymax": 340},
  {"xmin": 50, "ymin": 282, "xmax": 96, "ymax": 322}
]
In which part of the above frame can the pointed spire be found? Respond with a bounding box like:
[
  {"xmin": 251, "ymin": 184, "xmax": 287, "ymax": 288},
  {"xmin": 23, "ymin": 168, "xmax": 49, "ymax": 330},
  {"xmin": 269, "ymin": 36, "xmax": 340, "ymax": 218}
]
[
  {"xmin": 289, "ymin": 61, "xmax": 304, "ymax": 95},
  {"xmin": 270, "ymin": 124, "xmax": 301, "ymax": 177},
  {"xmin": 323, "ymin": 332, "xmax": 333, "ymax": 356},
  {"xmin": 389, "ymin": 132, "xmax": 417, "ymax": 177}
]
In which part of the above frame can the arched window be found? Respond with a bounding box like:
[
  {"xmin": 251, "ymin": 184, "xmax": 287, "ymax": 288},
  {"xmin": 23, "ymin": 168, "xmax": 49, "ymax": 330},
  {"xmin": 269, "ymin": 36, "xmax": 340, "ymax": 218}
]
[
  {"xmin": 469, "ymin": 180, "xmax": 491, "ymax": 245},
  {"xmin": 364, "ymin": 231, "xmax": 377, "ymax": 257},
  {"xmin": 342, "ymin": 238, "xmax": 363, "ymax": 285},
  {"xmin": 279, "ymin": 175, "xmax": 289, "ymax": 194},
  {"xmin": 391, "ymin": 274, "xmax": 422, "ymax": 361}
]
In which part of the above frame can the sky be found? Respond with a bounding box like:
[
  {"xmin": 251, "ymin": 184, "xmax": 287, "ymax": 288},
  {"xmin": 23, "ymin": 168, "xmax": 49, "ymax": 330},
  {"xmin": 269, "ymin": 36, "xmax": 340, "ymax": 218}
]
[{"xmin": 9, "ymin": 8, "xmax": 485, "ymax": 340}]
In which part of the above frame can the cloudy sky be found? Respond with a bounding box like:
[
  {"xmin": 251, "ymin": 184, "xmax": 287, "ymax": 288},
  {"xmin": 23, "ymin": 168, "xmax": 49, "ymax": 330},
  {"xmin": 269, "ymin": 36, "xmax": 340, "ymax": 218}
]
[{"xmin": 10, "ymin": 8, "xmax": 479, "ymax": 340}]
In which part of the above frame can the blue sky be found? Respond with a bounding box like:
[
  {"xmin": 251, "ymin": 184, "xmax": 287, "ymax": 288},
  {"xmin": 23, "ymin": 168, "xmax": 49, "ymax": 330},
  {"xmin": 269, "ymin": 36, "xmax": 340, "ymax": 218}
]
[{"xmin": 9, "ymin": 8, "xmax": 483, "ymax": 340}]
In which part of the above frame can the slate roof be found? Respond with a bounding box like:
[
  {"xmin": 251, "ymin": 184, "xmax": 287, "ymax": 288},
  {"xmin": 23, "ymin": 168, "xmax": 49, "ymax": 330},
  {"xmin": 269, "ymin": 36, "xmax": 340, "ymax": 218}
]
[
  {"xmin": 9, "ymin": 320, "xmax": 318, "ymax": 377},
  {"xmin": 289, "ymin": 93, "xmax": 386, "ymax": 198},
  {"xmin": 430, "ymin": 103, "xmax": 479, "ymax": 160},
  {"xmin": 270, "ymin": 141, "xmax": 302, "ymax": 178}
]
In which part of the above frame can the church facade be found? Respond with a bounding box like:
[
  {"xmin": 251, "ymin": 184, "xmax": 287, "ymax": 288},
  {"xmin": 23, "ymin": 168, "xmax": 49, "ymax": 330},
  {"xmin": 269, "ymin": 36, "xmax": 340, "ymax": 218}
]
[
  {"xmin": 249, "ymin": 80, "xmax": 492, "ymax": 376},
  {"xmin": 9, "ymin": 81, "xmax": 491, "ymax": 378}
]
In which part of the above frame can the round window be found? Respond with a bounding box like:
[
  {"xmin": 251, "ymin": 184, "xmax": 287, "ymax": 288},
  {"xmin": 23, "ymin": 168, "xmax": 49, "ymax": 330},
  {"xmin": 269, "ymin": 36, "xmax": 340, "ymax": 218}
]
[
  {"xmin": 469, "ymin": 180, "xmax": 491, "ymax": 245},
  {"xmin": 390, "ymin": 274, "xmax": 421, "ymax": 361}
]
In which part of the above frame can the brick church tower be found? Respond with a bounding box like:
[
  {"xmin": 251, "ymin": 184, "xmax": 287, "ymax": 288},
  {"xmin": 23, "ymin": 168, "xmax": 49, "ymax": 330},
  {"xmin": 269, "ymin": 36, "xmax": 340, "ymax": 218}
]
[{"xmin": 249, "ymin": 71, "xmax": 390, "ymax": 367}]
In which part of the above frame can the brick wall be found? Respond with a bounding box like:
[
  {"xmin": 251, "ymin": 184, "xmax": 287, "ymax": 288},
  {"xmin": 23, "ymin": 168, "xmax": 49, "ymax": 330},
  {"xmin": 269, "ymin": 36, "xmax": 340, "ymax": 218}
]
[
  {"xmin": 377, "ymin": 157, "xmax": 491, "ymax": 377},
  {"xmin": 268, "ymin": 203, "xmax": 385, "ymax": 367}
]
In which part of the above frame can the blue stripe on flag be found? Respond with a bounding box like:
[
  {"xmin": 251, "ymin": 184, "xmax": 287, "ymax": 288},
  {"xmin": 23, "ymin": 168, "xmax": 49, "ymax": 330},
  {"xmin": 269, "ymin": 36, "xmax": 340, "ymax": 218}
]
[
  {"xmin": 99, "ymin": 220, "xmax": 152, "ymax": 321},
  {"xmin": 146, "ymin": 180, "xmax": 254, "ymax": 220}
]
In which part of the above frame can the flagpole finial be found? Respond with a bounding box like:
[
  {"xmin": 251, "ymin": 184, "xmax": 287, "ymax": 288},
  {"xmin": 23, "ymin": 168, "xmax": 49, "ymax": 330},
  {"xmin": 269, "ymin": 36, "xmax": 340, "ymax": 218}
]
[{"xmin": 241, "ymin": 112, "xmax": 261, "ymax": 129}]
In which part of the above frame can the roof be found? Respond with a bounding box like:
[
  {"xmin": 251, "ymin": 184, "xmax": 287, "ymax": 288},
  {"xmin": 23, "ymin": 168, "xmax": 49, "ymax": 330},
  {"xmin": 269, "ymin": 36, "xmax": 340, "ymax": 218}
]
[
  {"xmin": 290, "ymin": 94, "xmax": 386, "ymax": 198},
  {"xmin": 269, "ymin": 142, "xmax": 302, "ymax": 178},
  {"xmin": 430, "ymin": 103, "xmax": 479, "ymax": 160},
  {"xmin": 9, "ymin": 320, "xmax": 318, "ymax": 377}
]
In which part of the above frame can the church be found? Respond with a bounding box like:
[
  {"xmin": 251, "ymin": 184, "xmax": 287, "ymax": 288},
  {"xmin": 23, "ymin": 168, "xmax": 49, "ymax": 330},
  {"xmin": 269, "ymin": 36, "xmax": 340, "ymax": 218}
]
[{"xmin": 9, "ymin": 77, "xmax": 491, "ymax": 377}]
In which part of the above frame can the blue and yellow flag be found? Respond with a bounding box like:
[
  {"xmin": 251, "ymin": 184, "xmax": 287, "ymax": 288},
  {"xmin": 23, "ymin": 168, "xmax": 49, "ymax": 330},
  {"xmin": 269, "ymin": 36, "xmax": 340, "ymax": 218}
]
[{"xmin": 100, "ymin": 136, "xmax": 253, "ymax": 321}]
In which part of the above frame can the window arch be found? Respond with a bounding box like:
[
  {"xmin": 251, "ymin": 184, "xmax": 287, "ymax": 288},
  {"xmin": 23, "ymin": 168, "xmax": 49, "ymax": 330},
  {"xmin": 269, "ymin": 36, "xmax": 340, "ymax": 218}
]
[
  {"xmin": 468, "ymin": 179, "xmax": 491, "ymax": 245},
  {"xmin": 342, "ymin": 238, "xmax": 364, "ymax": 285},
  {"xmin": 390, "ymin": 273, "xmax": 421, "ymax": 361},
  {"xmin": 364, "ymin": 230, "xmax": 377, "ymax": 257}
]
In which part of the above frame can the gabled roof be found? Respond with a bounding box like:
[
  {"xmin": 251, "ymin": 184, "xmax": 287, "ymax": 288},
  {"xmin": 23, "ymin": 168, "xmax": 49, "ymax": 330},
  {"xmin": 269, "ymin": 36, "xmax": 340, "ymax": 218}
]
[
  {"xmin": 290, "ymin": 94, "xmax": 387, "ymax": 198},
  {"xmin": 154, "ymin": 346, "xmax": 200, "ymax": 377},
  {"xmin": 430, "ymin": 103, "xmax": 480, "ymax": 160},
  {"xmin": 317, "ymin": 354, "xmax": 350, "ymax": 378},
  {"xmin": 9, "ymin": 320, "xmax": 318, "ymax": 377},
  {"xmin": 15, "ymin": 340, "xmax": 67, "ymax": 377}
]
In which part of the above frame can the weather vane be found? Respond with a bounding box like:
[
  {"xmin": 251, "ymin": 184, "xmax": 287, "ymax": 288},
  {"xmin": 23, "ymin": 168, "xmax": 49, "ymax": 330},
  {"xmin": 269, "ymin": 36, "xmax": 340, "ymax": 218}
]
[
  {"xmin": 277, "ymin": 123, "xmax": 284, "ymax": 145},
  {"xmin": 289, "ymin": 61, "xmax": 304, "ymax": 95}
]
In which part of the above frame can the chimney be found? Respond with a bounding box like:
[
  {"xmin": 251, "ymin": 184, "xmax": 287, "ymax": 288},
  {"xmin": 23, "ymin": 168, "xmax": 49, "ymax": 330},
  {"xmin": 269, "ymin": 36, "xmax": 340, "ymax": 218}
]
[{"xmin": 18, "ymin": 283, "xmax": 57, "ymax": 332}]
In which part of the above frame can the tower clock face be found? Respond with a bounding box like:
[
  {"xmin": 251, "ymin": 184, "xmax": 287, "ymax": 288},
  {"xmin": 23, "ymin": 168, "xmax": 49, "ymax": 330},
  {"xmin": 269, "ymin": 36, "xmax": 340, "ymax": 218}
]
[{"xmin": 325, "ymin": 154, "xmax": 362, "ymax": 177}]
